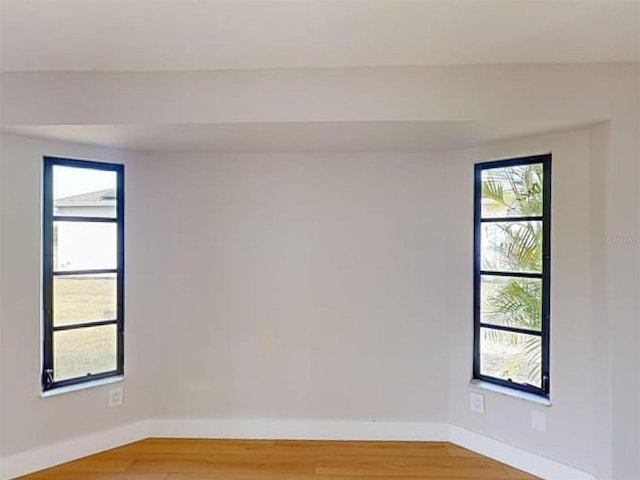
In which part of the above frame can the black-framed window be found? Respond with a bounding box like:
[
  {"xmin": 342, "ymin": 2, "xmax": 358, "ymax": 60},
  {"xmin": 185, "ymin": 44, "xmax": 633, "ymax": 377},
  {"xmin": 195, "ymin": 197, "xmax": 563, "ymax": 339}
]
[
  {"xmin": 473, "ymin": 154, "xmax": 551, "ymax": 397},
  {"xmin": 42, "ymin": 157, "xmax": 124, "ymax": 391}
]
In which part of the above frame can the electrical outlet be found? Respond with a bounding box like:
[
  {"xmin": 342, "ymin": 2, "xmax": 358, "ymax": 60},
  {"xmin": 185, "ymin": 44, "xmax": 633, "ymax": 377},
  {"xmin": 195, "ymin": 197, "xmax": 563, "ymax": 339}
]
[
  {"xmin": 108, "ymin": 386, "xmax": 124, "ymax": 407},
  {"xmin": 531, "ymin": 410, "xmax": 547, "ymax": 432},
  {"xmin": 470, "ymin": 392, "xmax": 485, "ymax": 414}
]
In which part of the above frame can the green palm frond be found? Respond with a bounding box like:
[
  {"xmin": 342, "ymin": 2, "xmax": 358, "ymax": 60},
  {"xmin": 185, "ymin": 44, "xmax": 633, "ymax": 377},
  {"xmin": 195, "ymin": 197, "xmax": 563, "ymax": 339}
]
[
  {"xmin": 481, "ymin": 163, "xmax": 544, "ymax": 385},
  {"xmin": 523, "ymin": 336, "xmax": 542, "ymax": 383},
  {"xmin": 483, "ymin": 278, "xmax": 541, "ymax": 329}
]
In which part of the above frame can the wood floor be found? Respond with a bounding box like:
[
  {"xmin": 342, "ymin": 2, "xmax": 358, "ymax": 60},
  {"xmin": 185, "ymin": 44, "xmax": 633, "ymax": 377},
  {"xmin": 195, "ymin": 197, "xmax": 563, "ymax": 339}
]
[{"xmin": 16, "ymin": 439, "xmax": 540, "ymax": 480}]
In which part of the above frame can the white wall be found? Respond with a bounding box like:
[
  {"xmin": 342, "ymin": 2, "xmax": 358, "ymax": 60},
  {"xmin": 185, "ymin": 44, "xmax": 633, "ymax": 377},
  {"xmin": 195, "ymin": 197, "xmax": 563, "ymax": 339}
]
[
  {"xmin": 143, "ymin": 152, "xmax": 448, "ymax": 422},
  {"xmin": 445, "ymin": 128, "xmax": 602, "ymax": 474},
  {"xmin": 0, "ymin": 138, "xmax": 450, "ymax": 460},
  {"xmin": 0, "ymin": 134, "xmax": 154, "ymax": 456}
]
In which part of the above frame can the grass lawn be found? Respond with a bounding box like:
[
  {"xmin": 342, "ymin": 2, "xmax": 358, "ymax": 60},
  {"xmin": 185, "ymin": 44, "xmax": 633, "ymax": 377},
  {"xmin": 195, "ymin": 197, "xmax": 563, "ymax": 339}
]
[
  {"xmin": 54, "ymin": 275, "xmax": 116, "ymax": 325},
  {"xmin": 53, "ymin": 276, "xmax": 118, "ymax": 381}
]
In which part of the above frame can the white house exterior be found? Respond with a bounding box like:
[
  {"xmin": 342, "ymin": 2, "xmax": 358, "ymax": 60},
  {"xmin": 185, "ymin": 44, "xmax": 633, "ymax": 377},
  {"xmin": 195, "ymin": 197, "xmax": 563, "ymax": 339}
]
[{"xmin": 54, "ymin": 189, "xmax": 117, "ymax": 271}]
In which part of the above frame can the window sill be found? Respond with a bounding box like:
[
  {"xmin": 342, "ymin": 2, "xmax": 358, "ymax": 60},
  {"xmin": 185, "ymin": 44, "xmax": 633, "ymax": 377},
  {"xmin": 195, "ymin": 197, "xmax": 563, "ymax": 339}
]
[
  {"xmin": 469, "ymin": 379, "xmax": 551, "ymax": 406},
  {"xmin": 41, "ymin": 375, "xmax": 124, "ymax": 398}
]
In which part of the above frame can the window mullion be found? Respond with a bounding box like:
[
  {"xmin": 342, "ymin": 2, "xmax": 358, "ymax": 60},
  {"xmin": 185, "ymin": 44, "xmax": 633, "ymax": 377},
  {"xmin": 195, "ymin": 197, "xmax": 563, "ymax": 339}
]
[
  {"xmin": 53, "ymin": 319, "xmax": 118, "ymax": 332},
  {"xmin": 53, "ymin": 216, "xmax": 117, "ymax": 223},
  {"xmin": 53, "ymin": 268, "xmax": 118, "ymax": 276},
  {"xmin": 479, "ymin": 323, "xmax": 542, "ymax": 337},
  {"xmin": 480, "ymin": 270, "xmax": 543, "ymax": 279},
  {"xmin": 480, "ymin": 215, "xmax": 543, "ymax": 223}
]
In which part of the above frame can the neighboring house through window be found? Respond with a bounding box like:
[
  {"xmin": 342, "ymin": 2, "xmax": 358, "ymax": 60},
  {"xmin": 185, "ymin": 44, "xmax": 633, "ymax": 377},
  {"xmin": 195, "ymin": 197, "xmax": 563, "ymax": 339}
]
[
  {"xmin": 473, "ymin": 154, "xmax": 551, "ymax": 397},
  {"xmin": 42, "ymin": 157, "xmax": 124, "ymax": 391}
]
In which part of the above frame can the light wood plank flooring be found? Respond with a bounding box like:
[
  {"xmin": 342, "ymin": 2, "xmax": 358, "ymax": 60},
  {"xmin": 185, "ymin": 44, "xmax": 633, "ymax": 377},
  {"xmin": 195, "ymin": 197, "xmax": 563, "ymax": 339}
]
[{"xmin": 16, "ymin": 439, "xmax": 540, "ymax": 479}]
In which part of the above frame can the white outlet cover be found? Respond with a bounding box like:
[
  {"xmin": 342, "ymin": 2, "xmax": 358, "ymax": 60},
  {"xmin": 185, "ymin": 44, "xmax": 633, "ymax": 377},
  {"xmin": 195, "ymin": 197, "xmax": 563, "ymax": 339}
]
[
  {"xmin": 470, "ymin": 392, "xmax": 485, "ymax": 413},
  {"xmin": 531, "ymin": 410, "xmax": 547, "ymax": 432},
  {"xmin": 108, "ymin": 386, "xmax": 124, "ymax": 407}
]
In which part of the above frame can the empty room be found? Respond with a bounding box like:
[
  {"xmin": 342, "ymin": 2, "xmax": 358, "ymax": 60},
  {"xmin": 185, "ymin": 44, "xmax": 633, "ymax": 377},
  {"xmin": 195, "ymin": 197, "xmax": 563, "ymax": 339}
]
[{"xmin": 0, "ymin": 1, "xmax": 639, "ymax": 479}]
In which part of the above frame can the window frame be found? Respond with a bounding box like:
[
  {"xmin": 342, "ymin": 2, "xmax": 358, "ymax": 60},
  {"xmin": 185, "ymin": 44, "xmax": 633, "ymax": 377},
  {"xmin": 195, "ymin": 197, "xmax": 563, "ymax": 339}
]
[
  {"xmin": 42, "ymin": 156, "xmax": 125, "ymax": 392},
  {"xmin": 473, "ymin": 154, "xmax": 551, "ymax": 398}
]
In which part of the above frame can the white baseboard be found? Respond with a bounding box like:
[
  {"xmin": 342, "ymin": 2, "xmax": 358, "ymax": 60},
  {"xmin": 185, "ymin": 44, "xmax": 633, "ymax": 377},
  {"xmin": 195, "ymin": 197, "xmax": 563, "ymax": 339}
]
[
  {"xmin": 150, "ymin": 418, "xmax": 449, "ymax": 441},
  {"xmin": 0, "ymin": 421, "xmax": 150, "ymax": 480},
  {"xmin": 449, "ymin": 425, "xmax": 598, "ymax": 480},
  {"xmin": 0, "ymin": 419, "xmax": 597, "ymax": 480}
]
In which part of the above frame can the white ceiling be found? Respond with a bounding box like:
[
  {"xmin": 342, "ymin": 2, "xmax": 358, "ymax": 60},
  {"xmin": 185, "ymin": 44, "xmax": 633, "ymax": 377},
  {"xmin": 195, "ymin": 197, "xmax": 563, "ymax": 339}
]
[
  {"xmin": 0, "ymin": 0, "xmax": 638, "ymax": 72},
  {"xmin": 1, "ymin": 121, "xmax": 594, "ymax": 153}
]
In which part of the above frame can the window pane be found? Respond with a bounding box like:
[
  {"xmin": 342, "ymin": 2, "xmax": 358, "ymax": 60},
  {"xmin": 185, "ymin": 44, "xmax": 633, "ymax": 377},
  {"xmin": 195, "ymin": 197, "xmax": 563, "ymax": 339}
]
[
  {"xmin": 481, "ymin": 221, "xmax": 542, "ymax": 273},
  {"xmin": 53, "ymin": 166, "xmax": 117, "ymax": 218},
  {"xmin": 54, "ymin": 274, "xmax": 116, "ymax": 326},
  {"xmin": 54, "ymin": 221, "xmax": 117, "ymax": 271},
  {"xmin": 480, "ymin": 275, "xmax": 542, "ymax": 331},
  {"xmin": 481, "ymin": 163, "xmax": 543, "ymax": 218},
  {"xmin": 53, "ymin": 324, "xmax": 117, "ymax": 381},
  {"xmin": 480, "ymin": 327, "xmax": 541, "ymax": 388}
]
